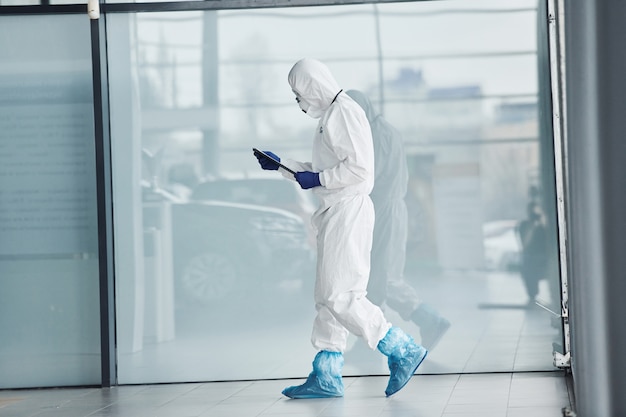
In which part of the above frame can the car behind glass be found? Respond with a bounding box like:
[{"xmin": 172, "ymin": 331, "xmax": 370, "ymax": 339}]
[{"xmin": 142, "ymin": 181, "xmax": 314, "ymax": 309}]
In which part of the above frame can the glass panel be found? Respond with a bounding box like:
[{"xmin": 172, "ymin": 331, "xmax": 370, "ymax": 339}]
[
  {"xmin": 105, "ymin": 0, "xmax": 200, "ymax": 5},
  {"xmin": 109, "ymin": 0, "xmax": 562, "ymax": 384},
  {"xmin": 0, "ymin": 0, "xmax": 39, "ymax": 5},
  {"xmin": 0, "ymin": 15, "xmax": 100, "ymax": 388}
]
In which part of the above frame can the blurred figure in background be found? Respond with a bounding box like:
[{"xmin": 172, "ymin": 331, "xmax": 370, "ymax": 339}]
[
  {"xmin": 517, "ymin": 200, "xmax": 548, "ymax": 306},
  {"xmin": 346, "ymin": 90, "xmax": 450, "ymax": 351}
]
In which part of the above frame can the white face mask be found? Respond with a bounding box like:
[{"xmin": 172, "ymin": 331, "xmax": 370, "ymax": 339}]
[
  {"xmin": 296, "ymin": 96, "xmax": 309, "ymax": 113},
  {"xmin": 294, "ymin": 91, "xmax": 323, "ymax": 119}
]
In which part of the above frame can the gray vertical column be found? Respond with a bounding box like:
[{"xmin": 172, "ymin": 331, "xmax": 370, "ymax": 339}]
[
  {"xmin": 89, "ymin": 1, "xmax": 117, "ymax": 387},
  {"xmin": 564, "ymin": 1, "xmax": 626, "ymax": 416}
]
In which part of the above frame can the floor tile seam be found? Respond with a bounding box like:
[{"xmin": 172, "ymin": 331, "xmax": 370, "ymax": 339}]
[
  {"xmin": 508, "ymin": 371, "xmax": 559, "ymax": 408},
  {"xmin": 250, "ymin": 395, "xmax": 284, "ymax": 417},
  {"xmin": 191, "ymin": 386, "xmax": 282, "ymax": 417},
  {"xmin": 194, "ymin": 380, "xmax": 256, "ymax": 398},
  {"xmin": 447, "ymin": 372, "xmax": 513, "ymax": 411},
  {"xmin": 343, "ymin": 376, "xmax": 362, "ymax": 390},
  {"xmin": 459, "ymin": 317, "xmax": 494, "ymax": 373},
  {"xmin": 506, "ymin": 400, "xmax": 572, "ymax": 408},
  {"xmin": 440, "ymin": 372, "xmax": 461, "ymax": 411},
  {"xmin": 79, "ymin": 388, "xmax": 218, "ymax": 417},
  {"xmin": 194, "ymin": 399, "xmax": 281, "ymax": 417},
  {"xmin": 83, "ymin": 401, "xmax": 157, "ymax": 417},
  {"xmin": 443, "ymin": 402, "xmax": 510, "ymax": 415},
  {"xmin": 95, "ymin": 395, "xmax": 175, "ymax": 410},
  {"xmin": 506, "ymin": 371, "xmax": 513, "ymax": 410},
  {"xmin": 506, "ymin": 373, "xmax": 570, "ymax": 415},
  {"xmin": 264, "ymin": 398, "xmax": 339, "ymax": 417},
  {"xmin": 509, "ymin": 310, "xmax": 527, "ymax": 375},
  {"xmin": 343, "ymin": 375, "xmax": 390, "ymax": 398},
  {"xmin": 177, "ymin": 380, "xmax": 261, "ymax": 408}
]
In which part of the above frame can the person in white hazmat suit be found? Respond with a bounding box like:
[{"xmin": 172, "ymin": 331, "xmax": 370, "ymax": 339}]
[
  {"xmin": 254, "ymin": 58, "xmax": 427, "ymax": 399},
  {"xmin": 345, "ymin": 90, "xmax": 451, "ymax": 352}
]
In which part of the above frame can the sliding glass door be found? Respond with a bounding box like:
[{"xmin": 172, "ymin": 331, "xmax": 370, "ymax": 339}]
[{"xmin": 107, "ymin": 0, "xmax": 563, "ymax": 384}]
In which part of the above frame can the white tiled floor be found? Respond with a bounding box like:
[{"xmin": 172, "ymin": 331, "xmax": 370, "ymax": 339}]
[
  {"xmin": 0, "ymin": 371, "xmax": 572, "ymax": 417},
  {"xmin": 0, "ymin": 254, "xmax": 570, "ymax": 416}
]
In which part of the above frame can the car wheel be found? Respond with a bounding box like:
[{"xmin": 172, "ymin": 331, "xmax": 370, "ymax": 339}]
[{"xmin": 180, "ymin": 251, "xmax": 239, "ymax": 305}]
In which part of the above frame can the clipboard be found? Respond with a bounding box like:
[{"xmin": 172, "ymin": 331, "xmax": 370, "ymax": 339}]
[{"xmin": 253, "ymin": 148, "xmax": 296, "ymax": 174}]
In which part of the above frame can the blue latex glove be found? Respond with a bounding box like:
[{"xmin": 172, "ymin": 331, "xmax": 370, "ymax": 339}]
[
  {"xmin": 255, "ymin": 150, "xmax": 281, "ymax": 170},
  {"xmin": 295, "ymin": 171, "xmax": 321, "ymax": 189}
]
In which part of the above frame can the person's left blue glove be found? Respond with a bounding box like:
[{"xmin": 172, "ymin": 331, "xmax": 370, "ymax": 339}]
[
  {"xmin": 295, "ymin": 171, "xmax": 321, "ymax": 189},
  {"xmin": 255, "ymin": 150, "xmax": 281, "ymax": 170}
]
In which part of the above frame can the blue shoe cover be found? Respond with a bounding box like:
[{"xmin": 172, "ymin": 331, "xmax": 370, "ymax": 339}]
[
  {"xmin": 378, "ymin": 327, "xmax": 428, "ymax": 397},
  {"xmin": 282, "ymin": 351, "xmax": 344, "ymax": 399}
]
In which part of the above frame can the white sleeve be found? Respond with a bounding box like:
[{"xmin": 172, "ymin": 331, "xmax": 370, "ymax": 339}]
[{"xmin": 279, "ymin": 159, "xmax": 314, "ymax": 181}]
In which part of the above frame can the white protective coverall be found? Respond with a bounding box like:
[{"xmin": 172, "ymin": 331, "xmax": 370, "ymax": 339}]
[{"xmin": 279, "ymin": 58, "xmax": 392, "ymax": 352}]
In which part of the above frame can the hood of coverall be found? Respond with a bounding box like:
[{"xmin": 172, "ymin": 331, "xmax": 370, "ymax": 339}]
[
  {"xmin": 288, "ymin": 58, "xmax": 342, "ymax": 119},
  {"xmin": 345, "ymin": 89, "xmax": 377, "ymax": 123}
]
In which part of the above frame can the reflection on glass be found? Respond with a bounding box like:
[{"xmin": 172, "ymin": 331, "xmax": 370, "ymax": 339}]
[
  {"xmin": 109, "ymin": 0, "xmax": 562, "ymax": 384},
  {"xmin": 343, "ymin": 89, "xmax": 451, "ymax": 368},
  {"xmin": 517, "ymin": 196, "xmax": 549, "ymax": 305}
]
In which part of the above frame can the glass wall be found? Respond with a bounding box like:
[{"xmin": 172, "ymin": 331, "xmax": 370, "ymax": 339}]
[
  {"xmin": 108, "ymin": 0, "xmax": 562, "ymax": 384},
  {"xmin": 0, "ymin": 15, "xmax": 101, "ymax": 388}
]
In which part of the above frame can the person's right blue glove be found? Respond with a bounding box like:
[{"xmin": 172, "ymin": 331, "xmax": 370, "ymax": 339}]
[
  {"xmin": 295, "ymin": 171, "xmax": 321, "ymax": 189},
  {"xmin": 255, "ymin": 150, "xmax": 281, "ymax": 170}
]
